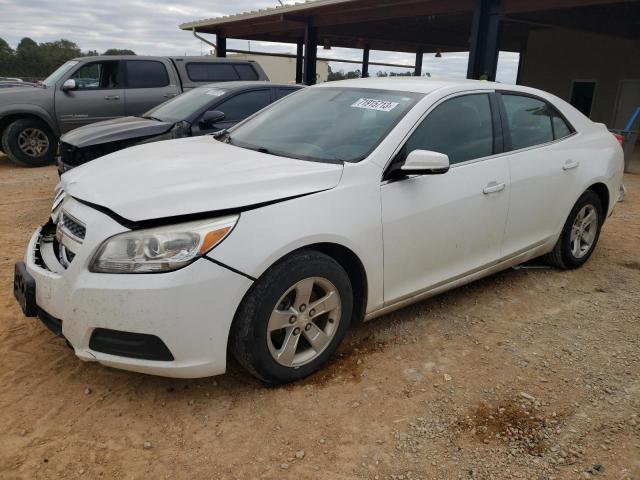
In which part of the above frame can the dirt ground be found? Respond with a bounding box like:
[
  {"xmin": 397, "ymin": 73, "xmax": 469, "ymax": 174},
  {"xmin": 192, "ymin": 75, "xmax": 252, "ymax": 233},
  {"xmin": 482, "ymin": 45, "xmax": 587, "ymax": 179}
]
[{"xmin": 0, "ymin": 153, "xmax": 638, "ymax": 480}]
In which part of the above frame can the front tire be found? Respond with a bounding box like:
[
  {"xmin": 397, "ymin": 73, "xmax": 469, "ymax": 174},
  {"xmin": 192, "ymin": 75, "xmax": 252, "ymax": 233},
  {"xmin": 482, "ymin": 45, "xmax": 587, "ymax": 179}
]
[
  {"xmin": 545, "ymin": 190, "xmax": 603, "ymax": 269},
  {"xmin": 230, "ymin": 249, "xmax": 353, "ymax": 384},
  {"xmin": 2, "ymin": 118, "xmax": 56, "ymax": 167}
]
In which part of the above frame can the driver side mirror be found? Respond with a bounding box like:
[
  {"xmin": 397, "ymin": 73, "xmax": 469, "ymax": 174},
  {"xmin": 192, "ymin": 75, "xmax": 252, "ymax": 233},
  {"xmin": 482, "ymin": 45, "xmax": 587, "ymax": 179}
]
[
  {"xmin": 401, "ymin": 150, "xmax": 450, "ymax": 174},
  {"xmin": 61, "ymin": 79, "xmax": 77, "ymax": 91},
  {"xmin": 200, "ymin": 110, "xmax": 225, "ymax": 128}
]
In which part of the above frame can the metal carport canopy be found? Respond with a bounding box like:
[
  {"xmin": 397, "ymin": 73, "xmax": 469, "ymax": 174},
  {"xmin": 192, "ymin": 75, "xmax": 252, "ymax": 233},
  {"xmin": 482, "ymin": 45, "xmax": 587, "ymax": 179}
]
[{"xmin": 179, "ymin": 0, "xmax": 634, "ymax": 55}]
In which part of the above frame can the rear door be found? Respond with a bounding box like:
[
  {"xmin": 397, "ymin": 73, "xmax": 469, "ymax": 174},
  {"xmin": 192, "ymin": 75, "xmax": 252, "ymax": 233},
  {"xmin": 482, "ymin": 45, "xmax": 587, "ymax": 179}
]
[
  {"xmin": 498, "ymin": 92, "xmax": 579, "ymax": 257},
  {"xmin": 55, "ymin": 60, "xmax": 124, "ymax": 132},
  {"xmin": 123, "ymin": 59, "xmax": 180, "ymax": 116}
]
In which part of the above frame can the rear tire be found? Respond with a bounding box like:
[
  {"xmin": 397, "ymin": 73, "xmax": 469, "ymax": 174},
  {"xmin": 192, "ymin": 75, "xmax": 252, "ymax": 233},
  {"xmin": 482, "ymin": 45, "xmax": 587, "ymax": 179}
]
[
  {"xmin": 2, "ymin": 118, "xmax": 56, "ymax": 167},
  {"xmin": 230, "ymin": 249, "xmax": 353, "ymax": 385},
  {"xmin": 544, "ymin": 190, "xmax": 603, "ymax": 269}
]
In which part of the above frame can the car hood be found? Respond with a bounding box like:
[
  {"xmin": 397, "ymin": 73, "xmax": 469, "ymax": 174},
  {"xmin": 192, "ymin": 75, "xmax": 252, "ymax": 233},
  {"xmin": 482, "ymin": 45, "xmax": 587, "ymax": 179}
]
[
  {"xmin": 0, "ymin": 85, "xmax": 50, "ymax": 102},
  {"xmin": 61, "ymin": 135, "xmax": 344, "ymax": 224},
  {"xmin": 60, "ymin": 116, "xmax": 174, "ymax": 148}
]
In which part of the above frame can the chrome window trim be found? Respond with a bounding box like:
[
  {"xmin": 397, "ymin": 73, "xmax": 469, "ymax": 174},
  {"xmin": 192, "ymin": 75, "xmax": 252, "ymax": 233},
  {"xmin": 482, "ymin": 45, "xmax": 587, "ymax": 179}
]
[{"xmin": 380, "ymin": 88, "xmax": 580, "ymax": 184}]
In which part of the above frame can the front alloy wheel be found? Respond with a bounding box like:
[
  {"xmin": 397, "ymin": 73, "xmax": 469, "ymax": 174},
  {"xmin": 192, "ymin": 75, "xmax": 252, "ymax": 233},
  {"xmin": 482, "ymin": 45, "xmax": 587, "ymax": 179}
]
[
  {"xmin": 230, "ymin": 249, "xmax": 353, "ymax": 384},
  {"xmin": 267, "ymin": 277, "xmax": 342, "ymax": 367},
  {"xmin": 17, "ymin": 128, "xmax": 50, "ymax": 158}
]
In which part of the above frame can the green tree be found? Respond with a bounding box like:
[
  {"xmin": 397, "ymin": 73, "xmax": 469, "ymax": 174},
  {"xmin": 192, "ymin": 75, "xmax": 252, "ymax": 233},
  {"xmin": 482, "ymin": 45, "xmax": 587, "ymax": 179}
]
[
  {"xmin": 0, "ymin": 37, "xmax": 14, "ymax": 75},
  {"xmin": 327, "ymin": 66, "xmax": 361, "ymax": 82},
  {"xmin": 103, "ymin": 49, "xmax": 136, "ymax": 56}
]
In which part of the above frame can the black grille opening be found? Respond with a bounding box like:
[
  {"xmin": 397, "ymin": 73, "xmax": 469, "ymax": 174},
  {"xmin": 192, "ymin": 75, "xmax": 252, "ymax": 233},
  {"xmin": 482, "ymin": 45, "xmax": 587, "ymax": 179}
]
[
  {"xmin": 89, "ymin": 328, "xmax": 174, "ymax": 361},
  {"xmin": 60, "ymin": 212, "xmax": 86, "ymax": 240}
]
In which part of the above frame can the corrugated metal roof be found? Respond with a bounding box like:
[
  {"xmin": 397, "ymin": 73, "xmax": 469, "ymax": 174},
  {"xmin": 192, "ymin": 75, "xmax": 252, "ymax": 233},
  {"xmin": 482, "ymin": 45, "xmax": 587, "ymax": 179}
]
[{"xmin": 180, "ymin": 0, "xmax": 356, "ymax": 30}]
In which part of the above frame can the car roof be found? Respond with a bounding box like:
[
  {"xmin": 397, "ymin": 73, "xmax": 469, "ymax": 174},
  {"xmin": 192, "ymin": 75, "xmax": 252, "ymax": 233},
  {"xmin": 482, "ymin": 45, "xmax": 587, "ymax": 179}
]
[
  {"xmin": 313, "ymin": 77, "xmax": 515, "ymax": 94},
  {"xmin": 195, "ymin": 81, "xmax": 304, "ymax": 91}
]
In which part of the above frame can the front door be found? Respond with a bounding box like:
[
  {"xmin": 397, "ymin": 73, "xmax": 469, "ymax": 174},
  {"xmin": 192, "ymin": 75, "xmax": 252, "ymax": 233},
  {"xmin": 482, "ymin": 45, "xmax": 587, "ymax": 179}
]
[
  {"xmin": 55, "ymin": 60, "xmax": 124, "ymax": 132},
  {"xmin": 382, "ymin": 93, "xmax": 510, "ymax": 303}
]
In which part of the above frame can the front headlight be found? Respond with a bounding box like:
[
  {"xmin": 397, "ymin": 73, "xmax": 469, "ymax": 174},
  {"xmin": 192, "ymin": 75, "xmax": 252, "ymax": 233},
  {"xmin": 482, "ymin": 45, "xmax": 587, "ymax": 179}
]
[{"xmin": 90, "ymin": 215, "xmax": 238, "ymax": 273}]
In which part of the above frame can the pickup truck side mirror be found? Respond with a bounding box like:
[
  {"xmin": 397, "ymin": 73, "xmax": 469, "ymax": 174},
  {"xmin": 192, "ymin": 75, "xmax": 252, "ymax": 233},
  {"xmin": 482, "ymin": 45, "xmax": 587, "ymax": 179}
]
[
  {"xmin": 200, "ymin": 110, "xmax": 225, "ymax": 128},
  {"xmin": 401, "ymin": 150, "xmax": 450, "ymax": 174},
  {"xmin": 61, "ymin": 79, "xmax": 77, "ymax": 91}
]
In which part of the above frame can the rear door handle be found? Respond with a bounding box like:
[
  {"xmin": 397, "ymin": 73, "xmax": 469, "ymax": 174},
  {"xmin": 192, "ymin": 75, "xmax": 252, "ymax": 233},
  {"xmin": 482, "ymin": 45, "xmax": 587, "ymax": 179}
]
[
  {"xmin": 483, "ymin": 181, "xmax": 506, "ymax": 194},
  {"xmin": 163, "ymin": 93, "xmax": 178, "ymax": 98},
  {"xmin": 563, "ymin": 159, "xmax": 580, "ymax": 170},
  {"xmin": 103, "ymin": 95, "xmax": 120, "ymax": 101}
]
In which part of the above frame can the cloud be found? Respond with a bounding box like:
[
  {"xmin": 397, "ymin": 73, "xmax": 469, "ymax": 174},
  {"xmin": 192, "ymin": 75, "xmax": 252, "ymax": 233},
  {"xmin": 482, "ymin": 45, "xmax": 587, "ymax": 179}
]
[{"xmin": 1, "ymin": 0, "xmax": 519, "ymax": 83}]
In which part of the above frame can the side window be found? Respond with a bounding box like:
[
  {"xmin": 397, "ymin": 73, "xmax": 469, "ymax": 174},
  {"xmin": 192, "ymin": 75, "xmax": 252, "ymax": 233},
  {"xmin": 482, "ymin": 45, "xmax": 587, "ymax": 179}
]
[
  {"xmin": 234, "ymin": 64, "xmax": 259, "ymax": 80},
  {"xmin": 215, "ymin": 90, "xmax": 272, "ymax": 122},
  {"xmin": 552, "ymin": 114, "xmax": 572, "ymax": 140},
  {"xmin": 126, "ymin": 61, "xmax": 170, "ymax": 88},
  {"xmin": 397, "ymin": 93, "xmax": 493, "ymax": 165},
  {"xmin": 501, "ymin": 94, "xmax": 554, "ymax": 150},
  {"xmin": 277, "ymin": 88, "xmax": 299, "ymax": 99},
  {"xmin": 71, "ymin": 61, "xmax": 120, "ymax": 89},
  {"xmin": 186, "ymin": 63, "xmax": 239, "ymax": 82}
]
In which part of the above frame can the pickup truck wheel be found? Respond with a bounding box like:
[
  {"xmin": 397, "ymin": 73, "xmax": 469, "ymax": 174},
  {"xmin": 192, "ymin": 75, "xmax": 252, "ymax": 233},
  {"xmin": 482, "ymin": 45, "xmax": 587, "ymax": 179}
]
[
  {"xmin": 2, "ymin": 118, "xmax": 56, "ymax": 167},
  {"xmin": 544, "ymin": 190, "xmax": 603, "ymax": 269},
  {"xmin": 230, "ymin": 250, "xmax": 353, "ymax": 384}
]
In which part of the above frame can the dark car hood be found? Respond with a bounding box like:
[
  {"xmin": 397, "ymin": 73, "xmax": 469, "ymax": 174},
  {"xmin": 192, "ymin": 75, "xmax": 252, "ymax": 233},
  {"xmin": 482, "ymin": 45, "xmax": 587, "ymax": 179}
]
[{"xmin": 60, "ymin": 116, "xmax": 174, "ymax": 148}]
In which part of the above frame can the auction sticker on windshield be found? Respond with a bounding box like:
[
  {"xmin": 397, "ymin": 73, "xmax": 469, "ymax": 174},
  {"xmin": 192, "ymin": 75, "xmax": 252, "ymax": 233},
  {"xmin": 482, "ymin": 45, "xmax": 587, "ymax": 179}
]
[{"xmin": 351, "ymin": 98, "xmax": 399, "ymax": 112}]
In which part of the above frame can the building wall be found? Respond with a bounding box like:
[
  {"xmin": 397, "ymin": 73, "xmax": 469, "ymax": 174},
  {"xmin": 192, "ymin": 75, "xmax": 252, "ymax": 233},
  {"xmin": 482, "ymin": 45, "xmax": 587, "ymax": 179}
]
[
  {"xmin": 520, "ymin": 27, "xmax": 640, "ymax": 129},
  {"xmin": 229, "ymin": 53, "xmax": 329, "ymax": 84}
]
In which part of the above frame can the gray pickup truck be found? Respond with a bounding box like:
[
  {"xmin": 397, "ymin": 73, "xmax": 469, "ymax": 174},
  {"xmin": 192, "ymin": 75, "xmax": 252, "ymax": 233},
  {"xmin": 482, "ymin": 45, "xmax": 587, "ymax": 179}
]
[{"xmin": 0, "ymin": 55, "xmax": 269, "ymax": 166}]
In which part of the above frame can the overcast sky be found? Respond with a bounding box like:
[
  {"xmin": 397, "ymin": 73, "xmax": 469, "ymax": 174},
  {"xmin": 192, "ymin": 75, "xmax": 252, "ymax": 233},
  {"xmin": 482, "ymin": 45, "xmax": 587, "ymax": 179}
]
[{"xmin": 0, "ymin": 0, "xmax": 519, "ymax": 82}]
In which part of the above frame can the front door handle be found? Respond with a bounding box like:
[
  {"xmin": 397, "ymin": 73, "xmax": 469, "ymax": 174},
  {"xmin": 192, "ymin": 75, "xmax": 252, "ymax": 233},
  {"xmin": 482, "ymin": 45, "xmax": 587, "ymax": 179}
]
[
  {"xmin": 103, "ymin": 95, "xmax": 120, "ymax": 101},
  {"xmin": 483, "ymin": 181, "xmax": 506, "ymax": 195},
  {"xmin": 163, "ymin": 93, "xmax": 178, "ymax": 98},
  {"xmin": 563, "ymin": 159, "xmax": 580, "ymax": 170}
]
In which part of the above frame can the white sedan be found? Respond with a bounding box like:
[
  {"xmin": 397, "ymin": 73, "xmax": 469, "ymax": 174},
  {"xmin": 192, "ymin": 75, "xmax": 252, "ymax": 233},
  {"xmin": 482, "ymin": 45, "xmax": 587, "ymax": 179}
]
[{"xmin": 14, "ymin": 78, "xmax": 624, "ymax": 384}]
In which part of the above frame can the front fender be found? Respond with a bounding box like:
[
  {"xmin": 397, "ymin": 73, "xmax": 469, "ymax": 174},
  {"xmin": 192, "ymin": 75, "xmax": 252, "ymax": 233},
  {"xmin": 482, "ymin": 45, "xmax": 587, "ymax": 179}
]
[{"xmin": 0, "ymin": 104, "xmax": 59, "ymax": 136}]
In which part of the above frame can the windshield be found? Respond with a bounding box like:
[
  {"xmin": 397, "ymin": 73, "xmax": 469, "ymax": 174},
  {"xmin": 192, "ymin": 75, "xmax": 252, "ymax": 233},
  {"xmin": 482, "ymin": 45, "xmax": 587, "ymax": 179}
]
[
  {"xmin": 229, "ymin": 87, "xmax": 422, "ymax": 163},
  {"xmin": 143, "ymin": 87, "xmax": 227, "ymax": 123},
  {"xmin": 42, "ymin": 60, "xmax": 79, "ymax": 88}
]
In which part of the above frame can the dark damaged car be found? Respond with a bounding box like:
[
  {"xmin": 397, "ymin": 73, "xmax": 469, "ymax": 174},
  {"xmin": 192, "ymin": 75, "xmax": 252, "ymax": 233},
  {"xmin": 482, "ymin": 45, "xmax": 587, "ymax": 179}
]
[{"xmin": 57, "ymin": 82, "xmax": 303, "ymax": 174}]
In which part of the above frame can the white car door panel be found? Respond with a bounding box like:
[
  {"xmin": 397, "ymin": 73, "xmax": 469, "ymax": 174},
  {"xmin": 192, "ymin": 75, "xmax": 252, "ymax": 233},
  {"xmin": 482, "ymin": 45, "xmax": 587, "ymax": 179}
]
[
  {"xmin": 381, "ymin": 157, "xmax": 510, "ymax": 303},
  {"xmin": 499, "ymin": 93, "xmax": 582, "ymax": 256}
]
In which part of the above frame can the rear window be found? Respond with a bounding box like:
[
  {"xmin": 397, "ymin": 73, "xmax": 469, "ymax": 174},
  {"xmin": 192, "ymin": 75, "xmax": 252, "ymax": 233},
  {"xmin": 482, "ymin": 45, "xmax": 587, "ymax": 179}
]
[
  {"xmin": 501, "ymin": 94, "xmax": 574, "ymax": 150},
  {"xmin": 126, "ymin": 61, "xmax": 170, "ymax": 89},
  {"xmin": 234, "ymin": 64, "xmax": 259, "ymax": 80},
  {"xmin": 186, "ymin": 62, "xmax": 258, "ymax": 82}
]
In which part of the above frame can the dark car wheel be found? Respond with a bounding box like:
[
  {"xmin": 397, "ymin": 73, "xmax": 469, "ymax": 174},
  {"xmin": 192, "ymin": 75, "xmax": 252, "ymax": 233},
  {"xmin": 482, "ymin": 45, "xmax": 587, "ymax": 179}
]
[
  {"xmin": 230, "ymin": 249, "xmax": 353, "ymax": 385},
  {"xmin": 2, "ymin": 118, "xmax": 56, "ymax": 167},
  {"xmin": 544, "ymin": 190, "xmax": 603, "ymax": 269}
]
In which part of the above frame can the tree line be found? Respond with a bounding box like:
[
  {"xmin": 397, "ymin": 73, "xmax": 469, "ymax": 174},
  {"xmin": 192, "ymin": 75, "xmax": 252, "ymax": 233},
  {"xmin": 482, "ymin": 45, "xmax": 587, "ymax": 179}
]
[
  {"xmin": 0, "ymin": 37, "xmax": 135, "ymax": 79},
  {"xmin": 327, "ymin": 66, "xmax": 415, "ymax": 81}
]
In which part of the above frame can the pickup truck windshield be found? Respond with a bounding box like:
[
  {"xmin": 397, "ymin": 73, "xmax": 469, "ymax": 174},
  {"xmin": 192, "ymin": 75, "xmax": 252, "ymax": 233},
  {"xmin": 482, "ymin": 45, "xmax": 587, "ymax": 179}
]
[
  {"xmin": 143, "ymin": 87, "xmax": 227, "ymax": 124},
  {"xmin": 229, "ymin": 87, "xmax": 421, "ymax": 163},
  {"xmin": 42, "ymin": 61, "xmax": 79, "ymax": 88}
]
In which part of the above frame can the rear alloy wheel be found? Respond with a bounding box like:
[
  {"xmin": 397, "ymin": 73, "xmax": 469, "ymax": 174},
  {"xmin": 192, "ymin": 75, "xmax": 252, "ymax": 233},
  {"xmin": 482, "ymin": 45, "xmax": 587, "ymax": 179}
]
[
  {"xmin": 230, "ymin": 250, "xmax": 353, "ymax": 384},
  {"xmin": 2, "ymin": 118, "xmax": 56, "ymax": 167},
  {"xmin": 545, "ymin": 190, "xmax": 603, "ymax": 269}
]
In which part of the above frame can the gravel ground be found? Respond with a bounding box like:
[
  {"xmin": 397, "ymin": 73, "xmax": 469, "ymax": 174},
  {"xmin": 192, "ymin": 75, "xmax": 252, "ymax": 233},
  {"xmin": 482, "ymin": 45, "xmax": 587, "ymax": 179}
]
[{"xmin": 0, "ymin": 154, "xmax": 638, "ymax": 480}]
